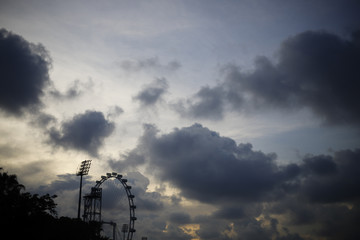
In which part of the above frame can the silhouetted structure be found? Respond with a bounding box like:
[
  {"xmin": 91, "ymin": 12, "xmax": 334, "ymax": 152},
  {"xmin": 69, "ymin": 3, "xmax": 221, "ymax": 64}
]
[
  {"xmin": 83, "ymin": 172, "xmax": 136, "ymax": 240},
  {"xmin": 76, "ymin": 160, "xmax": 92, "ymax": 219},
  {"xmin": 83, "ymin": 187, "xmax": 102, "ymax": 222}
]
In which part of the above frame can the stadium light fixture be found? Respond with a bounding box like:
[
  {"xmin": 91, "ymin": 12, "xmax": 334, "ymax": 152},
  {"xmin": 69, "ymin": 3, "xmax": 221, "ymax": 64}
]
[{"xmin": 76, "ymin": 160, "xmax": 92, "ymax": 219}]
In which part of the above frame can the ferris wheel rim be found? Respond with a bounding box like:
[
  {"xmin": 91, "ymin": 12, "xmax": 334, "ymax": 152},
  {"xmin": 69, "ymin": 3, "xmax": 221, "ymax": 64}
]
[{"xmin": 93, "ymin": 173, "xmax": 136, "ymax": 240}]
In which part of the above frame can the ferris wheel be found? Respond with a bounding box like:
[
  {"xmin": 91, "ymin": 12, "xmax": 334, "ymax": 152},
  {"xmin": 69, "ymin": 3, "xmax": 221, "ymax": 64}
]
[{"xmin": 83, "ymin": 172, "xmax": 136, "ymax": 240}]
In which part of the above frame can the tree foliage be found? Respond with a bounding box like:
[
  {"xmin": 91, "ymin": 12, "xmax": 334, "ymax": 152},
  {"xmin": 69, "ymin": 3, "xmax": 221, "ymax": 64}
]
[{"xmin": 0, "ymin": 168, "xmax": 108, "ymax": 240}]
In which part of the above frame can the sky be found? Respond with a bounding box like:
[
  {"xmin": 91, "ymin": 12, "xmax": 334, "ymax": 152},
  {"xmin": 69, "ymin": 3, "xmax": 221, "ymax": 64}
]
[{"xmin": 1, "ymin": 0, "xmax": 360, "ymax": 239}]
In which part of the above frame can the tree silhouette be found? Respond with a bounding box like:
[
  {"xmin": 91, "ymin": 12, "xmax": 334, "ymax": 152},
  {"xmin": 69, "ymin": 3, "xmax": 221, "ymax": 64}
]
[{"xmin": 0, "ymin": 168, "xmax": 109, "ymax": 240}]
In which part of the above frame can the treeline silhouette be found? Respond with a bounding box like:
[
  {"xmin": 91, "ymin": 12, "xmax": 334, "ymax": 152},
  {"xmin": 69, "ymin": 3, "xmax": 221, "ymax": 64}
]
[{"xmin": 0, "ymin": 168, "xmax": 109, "ymax": 240}]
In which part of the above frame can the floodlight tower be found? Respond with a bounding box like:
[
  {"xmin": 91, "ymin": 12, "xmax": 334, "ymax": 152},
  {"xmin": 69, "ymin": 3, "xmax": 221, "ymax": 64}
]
[{"xmin": 76, "ymin": 159, "xmax": 92, "ymax": 219}]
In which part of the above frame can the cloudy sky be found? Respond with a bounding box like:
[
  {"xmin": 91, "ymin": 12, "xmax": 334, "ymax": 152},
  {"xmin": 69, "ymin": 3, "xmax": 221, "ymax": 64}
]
[{"xmin": 1, "ymin": 0, "xmax": 360, "ymax": 239}]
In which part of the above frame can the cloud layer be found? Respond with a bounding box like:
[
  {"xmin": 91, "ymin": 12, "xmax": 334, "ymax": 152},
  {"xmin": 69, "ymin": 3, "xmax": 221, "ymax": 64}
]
[
  {"xmin": 175, "ymin": 30, "xmax": 360, "ymax": 126},
  {"xmin": 119, "ymin": 57, "xmax": 181, "ymax": 73},
  {"xmin": 49, "ymin": 79, "xmax": 94, "ymax": 101},
  {"xmin": 109, "ymin": 123, "xmax": 360, "ymax": 239},
  {"xmin": 1, "ymin": 10, "xmax": 360, "ymax": 240}
]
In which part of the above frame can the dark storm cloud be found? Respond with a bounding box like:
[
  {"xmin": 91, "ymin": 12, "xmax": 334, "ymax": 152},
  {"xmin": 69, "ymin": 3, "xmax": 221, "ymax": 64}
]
[
  {"xmin": 267, "ymin": 197, "xmax": 360, "ymax": 240},
  {"xmin": 0, "ymin": 28, "xmax": 51, "ymax": 115},
  {"xmin": 49, "ymin": 110, "xmax": 115, "ymax": 156},
  {"xmin": 300, "ymin": 149, "xmax": 360, "ymax": 203},
  {"xmin": 235, "ymin": 29, "xmax": 360, "ymax": 125},
  {"xmin": 126, "ymin": 172, "xmax": 164, "ymax": 212},
  {"xmin": 172, "ymin": 86, "xmax": 226, "ymax": 120},
  {"xmin": 193, "ymin": 215, "xmax": 224, "ymax": 240},
  {"xmin": 302, "ymin": 154, "xmax": 337, "ymax": 175},
  {"xmin": 112, "ymin": 124, "xmax": 360, "ymax": 206},
  {"xmin": 114, "ymin": 123, "xmax": 291, "ymax": 203},
  {"xmin": 177, "ymin": 30, "xmax": 360, "ymax": 126},
  {"xmin": 108, "ymin": 123, "xmax": 360, "ymax": 238},
  {"xmin": 212, "ymin": 206, "xmax": 245, "ymax": 220},
  {"xmin": 168, "ymin": 212, "xmax": 191, "ymax": 224},
  {"xmin": 313, "ymin": 205, "xmax": 360, "ymax": 240},
  {"xmin": 142, "ymin": 124, "xmax": 295, "ymax": 203},
  {"xmin": 108, "ymin": 151, "xmax": 145, "ymax": 171},
  {"xmin": 119, "ymin": 57, "xmax": 181, "ymax": 72},
  {"xmin": 194, "ymin": 215, "xmax": 279, "ymax": 240},
  {"xmin": 265, "ymin": 150, "xmax": 360, "ymax": 239},
  {"xmin": 133, "ymin": 78, "xmax": 168, "ymax": 107}
]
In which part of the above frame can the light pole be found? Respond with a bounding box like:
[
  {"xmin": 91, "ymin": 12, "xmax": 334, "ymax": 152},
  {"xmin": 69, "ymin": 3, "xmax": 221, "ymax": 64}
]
[{"xmin": 76, "ymin": 159, "xmax": 92, "ymax": 219}]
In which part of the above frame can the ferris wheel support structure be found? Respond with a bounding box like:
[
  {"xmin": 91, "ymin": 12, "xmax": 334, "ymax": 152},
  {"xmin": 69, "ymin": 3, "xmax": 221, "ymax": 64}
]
[{"xmin": 83, "ymin": 172, "xmax": 136, "ymax": 240}]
